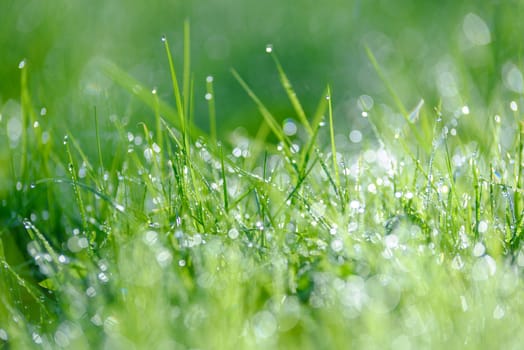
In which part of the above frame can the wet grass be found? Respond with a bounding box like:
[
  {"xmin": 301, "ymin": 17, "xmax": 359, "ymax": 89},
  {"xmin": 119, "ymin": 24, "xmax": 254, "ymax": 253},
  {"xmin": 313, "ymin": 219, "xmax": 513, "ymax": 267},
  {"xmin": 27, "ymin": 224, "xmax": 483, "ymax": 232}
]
[{"xmin": 3, "ymin": 19, "xmax": 524, "ymax": 350}]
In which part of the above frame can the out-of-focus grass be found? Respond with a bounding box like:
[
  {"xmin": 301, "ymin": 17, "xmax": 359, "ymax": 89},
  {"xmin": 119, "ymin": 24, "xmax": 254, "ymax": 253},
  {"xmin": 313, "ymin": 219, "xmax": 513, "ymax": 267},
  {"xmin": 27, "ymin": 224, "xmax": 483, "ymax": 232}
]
[
  {"xmin": 2, "ymin": 1, "xmax": 524, "ymax": 349},
  {"xmin": 2, "ymin": 0, "xmax": 523, "ymax": 137}
]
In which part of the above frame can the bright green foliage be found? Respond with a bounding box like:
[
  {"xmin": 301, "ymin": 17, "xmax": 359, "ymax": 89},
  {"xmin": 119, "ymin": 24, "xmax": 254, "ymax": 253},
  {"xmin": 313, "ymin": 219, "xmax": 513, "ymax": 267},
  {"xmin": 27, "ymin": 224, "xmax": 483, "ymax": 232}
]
[{"xmin": 2, "ymin": 5, "xmax": 524, "ymax": 350}]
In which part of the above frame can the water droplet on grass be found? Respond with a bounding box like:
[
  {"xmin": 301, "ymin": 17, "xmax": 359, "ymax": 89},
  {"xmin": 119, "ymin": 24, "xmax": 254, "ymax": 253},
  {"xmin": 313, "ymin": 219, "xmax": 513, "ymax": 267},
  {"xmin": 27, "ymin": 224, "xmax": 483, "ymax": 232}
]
[
  {"xmin": 265, "ymin": 44, "xmax": 273, "ymax": 53},
  {"xmin": 493, "ymin": 304, "xmax": 505, "ymax": 319},
  {"xmin": 252, "ymin": 311, "xmax": 277, "ymax": 339},
  {"xmin": 331, "ymin": 239, "xmax": 343, "ymax": 252},
  {"xmin": 460, "ymin": 295, "xmax": 468, "ymax": 311},
  {"xmin": 463, "ymin": 13, "xmax": 491, "ymax": 46},
  {"xmin": 283, "ymin": 119, "xmax": 297, "ymax": 136},
  {"xmin": 18, "ymin": 59, "xmax": 26, "ymax": 69},
  {"xmin": 510, "ymin": 101, "xmax": 518, "ymax": 111},
  {"xmin": 206, "ymin": 75, "xmax": 214, "ymax": 83},
  {"xmin": 205, "ymin": 92, "xmax": 213, "ymax": 100},
  {"xmin": 408, "ymin": 98, "xmax": 424, "ymax": 123},
  {"xmin": 143, "ymin": 231, "xmax": 158, "ymax": 246},
  {"xmin": 98, "ymin": 272, "xmax": 109, "ymax": 283},
  {"xmin": 228, "ymin": 228, "xmax": 239, "ymax": 239},
  {"xmin": 32, "ymin": 332, "xmax": 42, "ymax": 344},
  {"xmin": 0, "ymin": 329, "xmax": 8, "ymax": 341},
  {"xmin": 451, "ymin": 255, "xmax": 464, "ymax": 270},
  {"xmin": 349, "ymin": 130, "xmax": 362, "ymax": 143},
  {"xmin": 477, "ymin": 220, "xmax": 488, "ymax": 233},
  {"xmin": 156, "ymin": 249, "xmax": 173, "ymax": 267},
  {"xmin": 473, "ymin": 242, "xmax": 485, "ymax": 257},
  {"xmin": 144, "ymin": 148, "xmax": 153, "ymax": 162},
  {"xmin": 152, "ymin": 143, "xmax": 161, "ymax": 153},
  {"xmin": 503, "ymin": 63, "xmax": 524, "ymax": 93},
  {"xmin": 161, "ymin": 35, "xmax": 166, "ymax": 43},
  {"xmin": 86, "ymin": 286, "xmax": 97, "ymax": 297},
  {"xmin": 461, "ymin": 105, "xmax": 470, "ymax": 115}
]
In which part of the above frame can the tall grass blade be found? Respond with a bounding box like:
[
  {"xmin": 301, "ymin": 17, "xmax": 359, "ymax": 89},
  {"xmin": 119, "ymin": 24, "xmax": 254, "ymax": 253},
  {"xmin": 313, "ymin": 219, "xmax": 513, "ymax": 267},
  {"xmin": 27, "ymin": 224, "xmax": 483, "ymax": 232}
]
[{"xmin": 270, "ymin": 53, "xmax": 313, "ymax": 134}]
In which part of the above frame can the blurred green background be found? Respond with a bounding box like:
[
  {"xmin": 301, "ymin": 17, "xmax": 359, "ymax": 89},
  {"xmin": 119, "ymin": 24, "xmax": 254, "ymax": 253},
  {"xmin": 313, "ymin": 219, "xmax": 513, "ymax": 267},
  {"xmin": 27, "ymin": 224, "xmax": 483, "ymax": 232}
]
[{"xmin": 1, "ymin": 0, "xmax": 523, "ymax": 141}]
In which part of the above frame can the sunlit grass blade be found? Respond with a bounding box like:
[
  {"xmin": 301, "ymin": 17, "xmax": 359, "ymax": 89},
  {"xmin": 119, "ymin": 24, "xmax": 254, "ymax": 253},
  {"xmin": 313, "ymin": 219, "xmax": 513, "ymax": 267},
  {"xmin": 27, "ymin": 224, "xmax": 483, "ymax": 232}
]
[
  {"xmin": 183, "ymin": 20, "xmax": 191, "ymax": 121},
  {"xmin": 162, "ymin": 36, "xmax": 186, "ymax": 136},
  {"xmin": 365, "ymin": 46, "xmax": 429, "ymax": 153},
  {"xmin": 297, "ymin": 86, "xmax": 328, "ymax": 174},
  {"xmin": 327, "ymin": 86, "xmax": 341, "ymax": 194},
  {"xmin": 64, "ymin": 134, "xmax": 88, "ymax": 232},
  {"xmin": 206, "ymin": 75, "xmax": 217, "ymax": 143},
  {"xmin": 231, "ymin": 68, "xmax": 294, "ymax": 161},
  {"xmin": 270, "ymin": 52, "xmax": 313, "ymax": 135},
  {"xmin": 100, "ymin": 59, "xmax": 204, "ymax": 137},
  {"xmin": 219, "ymin": 144, "xmax": 229, "ymax": 213}
]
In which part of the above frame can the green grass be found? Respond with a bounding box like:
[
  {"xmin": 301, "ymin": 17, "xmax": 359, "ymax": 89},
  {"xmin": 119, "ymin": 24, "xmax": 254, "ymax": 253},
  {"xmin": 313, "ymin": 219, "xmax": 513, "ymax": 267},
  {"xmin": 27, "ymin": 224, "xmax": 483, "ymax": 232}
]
[{"xmin": 3, "ymin": 7, "xmax": 524, "ymax": 350}]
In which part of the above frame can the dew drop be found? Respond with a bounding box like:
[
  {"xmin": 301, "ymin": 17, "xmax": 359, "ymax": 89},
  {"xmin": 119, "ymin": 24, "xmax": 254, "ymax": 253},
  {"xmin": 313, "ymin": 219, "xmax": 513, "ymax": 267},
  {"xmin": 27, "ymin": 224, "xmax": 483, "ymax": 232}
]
[
  {"xmin": 408, "ymin": 98, "xmax": 424, "ymax": 123},
  {"xmin": 265, "ymin": 44, "xmax": 273, "ymax": 53},
  {"xmin": 32, "ymin": 332, "xmax": 42, "ymax": 344},
  {"xmin": 98, "ymin": 272, "xmax": 109, "ymax": 283},
  {"xmin": 477, "ymin": 220, "xmax": 488, "ymax": 233},
  {"xmin": 156, "ymin": 249, "xmax": 173, "ymax": 267},
  {"xmin": 510, "ymin": 101, "xmax": 518, "ymax": 111},
  {"xmin": 161, "ymin": 35, "xmax": 166, "ymax": 43},
  {"xmin": 252, "ymin": 311, "xmax": 277, "ymax": 339},
  {"xmin": 18, "ymin": 59, "xmax": 26, "ymax": 69},
  {"xmin": 331, "ymin": 239, "xmax": 343, "ymax": 252},
  {"xmin": 86, "ymin": 286, "xmax": 97, "ymax": 298},
  {"xmin": 463, "ymin": 13, "xmax": 491, "ymax": 46},
  {"xmin": 205, "ymin": 92, "xmax": 213, "ymax": 101},
  {"xmin": 460, "ymin": 295, "xmax": 468, "ymax": 311},
  {"xmin": 283, "ymin": 119, "xmax": 297, "ymax": 136},
  {"xmin": 228, "ymin": 228, "xmax": 239, "ymax": 239},
  {"xmin": 451, "ymin": 255, "xmax": 464, "ymax": 270},
  {"xmin": 206, "ymin": 75, "xmax": 214, "ymax": 83},
  {"xmin": 473, "ymin": 242, "xmax": 485, "ymax": 257},
  {"xmin": 493, "ymin": 304, "xmax": 505, "ymax": 319},
  {"xmin": 349, "ymin": 130, "xmax": 362, "ymax": 143},
  {"xmin": 152, "ymin": 143, "xmax": 161, "ymax": 153}
]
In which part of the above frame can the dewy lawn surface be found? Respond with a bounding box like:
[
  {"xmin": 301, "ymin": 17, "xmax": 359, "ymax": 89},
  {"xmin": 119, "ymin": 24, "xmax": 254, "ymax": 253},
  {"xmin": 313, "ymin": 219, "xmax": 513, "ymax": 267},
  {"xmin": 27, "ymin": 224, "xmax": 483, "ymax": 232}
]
[{"xmin": 3, "ymin": 7, "xmax": 524, "ymax": 350}]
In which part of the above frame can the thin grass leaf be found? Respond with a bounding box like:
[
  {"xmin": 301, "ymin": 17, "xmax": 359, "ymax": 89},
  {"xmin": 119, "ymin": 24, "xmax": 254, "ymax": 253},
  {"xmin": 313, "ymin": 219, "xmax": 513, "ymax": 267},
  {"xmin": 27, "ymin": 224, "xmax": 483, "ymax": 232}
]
[
  {"xmin": 327, "ymin": 86, "xmax": 341, "ymax": 192},
  {"xmin": 206, "ymin": 75, "xmax": 217, "ymax": 143},
  {"xmin": 270, "ymin": 53, "xmax": 313, "ymax": 135},
  {"xmin": 231, "ymin": 68, "xmax": 294, "ymax": 161}
]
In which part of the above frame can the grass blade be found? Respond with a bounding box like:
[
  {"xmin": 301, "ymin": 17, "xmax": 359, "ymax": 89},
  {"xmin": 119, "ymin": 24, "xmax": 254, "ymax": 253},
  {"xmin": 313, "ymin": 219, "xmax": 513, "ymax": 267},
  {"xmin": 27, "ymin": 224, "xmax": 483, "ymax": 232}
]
[{"xmin": 270, "ymin": 53, "xmax": 313, "ymax": 134}]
